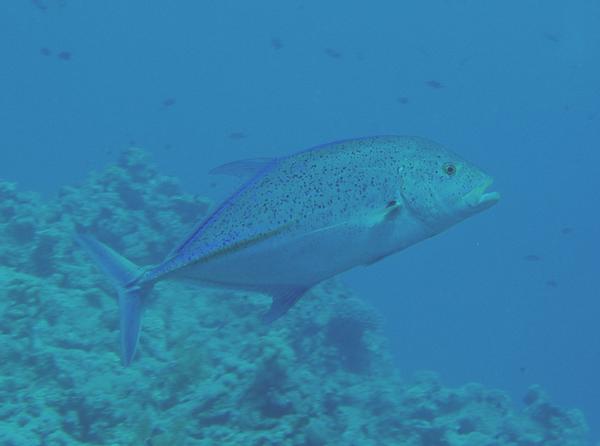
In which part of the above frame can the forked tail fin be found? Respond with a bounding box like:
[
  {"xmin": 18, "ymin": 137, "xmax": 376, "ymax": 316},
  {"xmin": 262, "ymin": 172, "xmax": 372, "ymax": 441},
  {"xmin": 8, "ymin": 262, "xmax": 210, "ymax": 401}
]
[{"xmin": 75, "ymin": 233, "xmax": 151, "ymax": 366}]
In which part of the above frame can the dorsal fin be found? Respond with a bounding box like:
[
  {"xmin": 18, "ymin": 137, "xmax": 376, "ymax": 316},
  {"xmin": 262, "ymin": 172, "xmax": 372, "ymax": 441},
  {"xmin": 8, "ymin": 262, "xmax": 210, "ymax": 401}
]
[{"xmin": 209, "ymin": 157, "xmax": 276, "ymax": 178}]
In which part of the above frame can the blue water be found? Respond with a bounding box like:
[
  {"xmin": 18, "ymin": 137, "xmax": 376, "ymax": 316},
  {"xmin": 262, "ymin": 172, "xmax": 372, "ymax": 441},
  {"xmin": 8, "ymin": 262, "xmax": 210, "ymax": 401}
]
[{"xmin": 1, "ymin": 0, "xmax": 599, "ymax": 441}]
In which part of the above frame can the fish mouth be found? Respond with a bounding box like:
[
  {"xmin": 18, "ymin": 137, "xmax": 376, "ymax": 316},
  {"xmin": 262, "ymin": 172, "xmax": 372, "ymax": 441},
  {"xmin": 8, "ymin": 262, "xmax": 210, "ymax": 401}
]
[{"xmin": 464, "ymin": 177, "xmax": 501, "ymax": 211}]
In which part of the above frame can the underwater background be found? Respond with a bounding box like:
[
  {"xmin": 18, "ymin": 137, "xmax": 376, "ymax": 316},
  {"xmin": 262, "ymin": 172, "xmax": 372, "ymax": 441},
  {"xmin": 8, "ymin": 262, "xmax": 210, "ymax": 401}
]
[{"xmin": 1, "ymin": 1, "xmax": 598, "ymax": 445}]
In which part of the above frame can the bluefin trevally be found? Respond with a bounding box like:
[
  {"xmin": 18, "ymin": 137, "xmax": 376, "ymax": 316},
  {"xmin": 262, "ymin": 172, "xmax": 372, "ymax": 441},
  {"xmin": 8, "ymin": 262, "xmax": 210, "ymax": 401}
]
[{"xmin": 77, "ymin": 136, "xmax": 500, "ymax": 365}]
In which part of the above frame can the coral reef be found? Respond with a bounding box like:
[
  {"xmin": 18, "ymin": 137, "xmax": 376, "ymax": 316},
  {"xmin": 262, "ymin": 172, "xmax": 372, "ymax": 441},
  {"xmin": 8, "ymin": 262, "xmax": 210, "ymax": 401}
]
[{"xmin": 0, "ymin": 149, "xmax": 589, "ymax": 445}]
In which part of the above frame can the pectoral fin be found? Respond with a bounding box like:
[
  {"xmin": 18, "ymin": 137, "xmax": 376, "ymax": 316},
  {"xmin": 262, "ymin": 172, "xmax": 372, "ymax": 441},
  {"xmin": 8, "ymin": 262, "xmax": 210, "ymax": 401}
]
[
  {"xmin": 383, "ymin": 200, "xmax": 402, "ymax": 221},
  {"xmin": 363, "ymin": 199, "xmax": 402, "ymax": 227}
]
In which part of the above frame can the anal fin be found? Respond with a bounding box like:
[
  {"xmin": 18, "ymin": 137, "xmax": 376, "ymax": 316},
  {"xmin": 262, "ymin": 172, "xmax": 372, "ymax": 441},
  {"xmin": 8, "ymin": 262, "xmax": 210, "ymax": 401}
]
[{"xmin": 261, "ymin": 285, "xmax": 309, "ymax": 324}]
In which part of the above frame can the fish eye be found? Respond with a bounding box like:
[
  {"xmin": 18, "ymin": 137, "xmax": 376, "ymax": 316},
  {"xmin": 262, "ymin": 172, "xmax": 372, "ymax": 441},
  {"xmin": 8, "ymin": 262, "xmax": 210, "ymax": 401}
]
[{"xmin": 443, "ymin": 163, "xmax": 456, "ymax": 176}]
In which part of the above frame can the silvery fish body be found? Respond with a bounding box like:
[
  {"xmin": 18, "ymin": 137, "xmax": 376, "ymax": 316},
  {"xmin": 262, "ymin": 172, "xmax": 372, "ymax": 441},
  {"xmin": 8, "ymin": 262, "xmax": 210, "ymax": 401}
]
[{"xmin": 77, "ymin": 136, "xmax": 500, "ymax": 365}]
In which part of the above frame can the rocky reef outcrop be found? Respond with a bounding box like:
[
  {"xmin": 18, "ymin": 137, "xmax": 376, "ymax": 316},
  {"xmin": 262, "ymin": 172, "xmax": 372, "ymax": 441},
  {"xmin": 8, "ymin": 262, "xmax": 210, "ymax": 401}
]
[{"xmin": 0, "ymin": 149, "xmax": 589, "ymax": 445}]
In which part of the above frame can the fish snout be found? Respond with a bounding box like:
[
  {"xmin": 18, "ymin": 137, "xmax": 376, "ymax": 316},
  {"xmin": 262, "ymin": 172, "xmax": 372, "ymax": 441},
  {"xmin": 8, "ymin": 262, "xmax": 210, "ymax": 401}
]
[{"xmin": 463, "ymin": 177, "xmax": 501, "ymax": 212}]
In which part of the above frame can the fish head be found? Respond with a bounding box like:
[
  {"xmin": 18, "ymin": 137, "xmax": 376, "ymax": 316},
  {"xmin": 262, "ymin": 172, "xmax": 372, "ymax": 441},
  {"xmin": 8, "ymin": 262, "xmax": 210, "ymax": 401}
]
[{"xmin": 399, "ymin": 140, "xmax": 500, "ymax": 232}]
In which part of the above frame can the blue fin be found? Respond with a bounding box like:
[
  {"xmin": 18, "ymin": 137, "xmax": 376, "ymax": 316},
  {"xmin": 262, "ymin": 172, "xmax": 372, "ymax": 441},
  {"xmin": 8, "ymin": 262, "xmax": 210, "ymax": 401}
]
[
  {"xmin": 209, "ymin": 157, "xmax": 276, "ymax": 178},
  {"xmin": 262, "ymin": 285, "xmax": 309, "ymax": 324},
  {"xmin": 75, "ymin": 233, "xmax": 150, "ymax": 366}
]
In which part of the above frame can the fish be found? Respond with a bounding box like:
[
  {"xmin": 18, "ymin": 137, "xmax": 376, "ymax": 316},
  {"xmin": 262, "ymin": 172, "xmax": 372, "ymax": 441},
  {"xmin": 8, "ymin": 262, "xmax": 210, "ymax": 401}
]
[
  {"xmin": 77, "ymin": 135, "xmax": 500, "ymax": 365},
  {"xmin": 270, "ymin": 37, "xmax": 283, "ymax": 50},
  {"xmin": 228, "ymin": 132, "xmax": 247, "ymax": 140},
  {"xmin": 543, "ymin": 32, "xmax": 561, "ymax": 44},
  {"xmin": 546, "ymin": 280, "xmax": 558, "ymax": 288},
  {"xmin": 524, "ymin": 254, "xmax": 541, "ymax": 262},
  {"xmin": 161, "ymin": 97, "xmax": 176, "ymax": 109},
  {"xmin": 57, "ymin": 51, "xmax": 72, "ymax": 61},
  {"xmin": 324, "ymin": 48, "xmax": 342, "ymax": 59},
  {"xmin": 425, "ymin": 80, "xmax": 444, "ymax": 89},
  {"xmin": 31, "ymin": 0, "xmax": 48, "ymax": 11}
]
